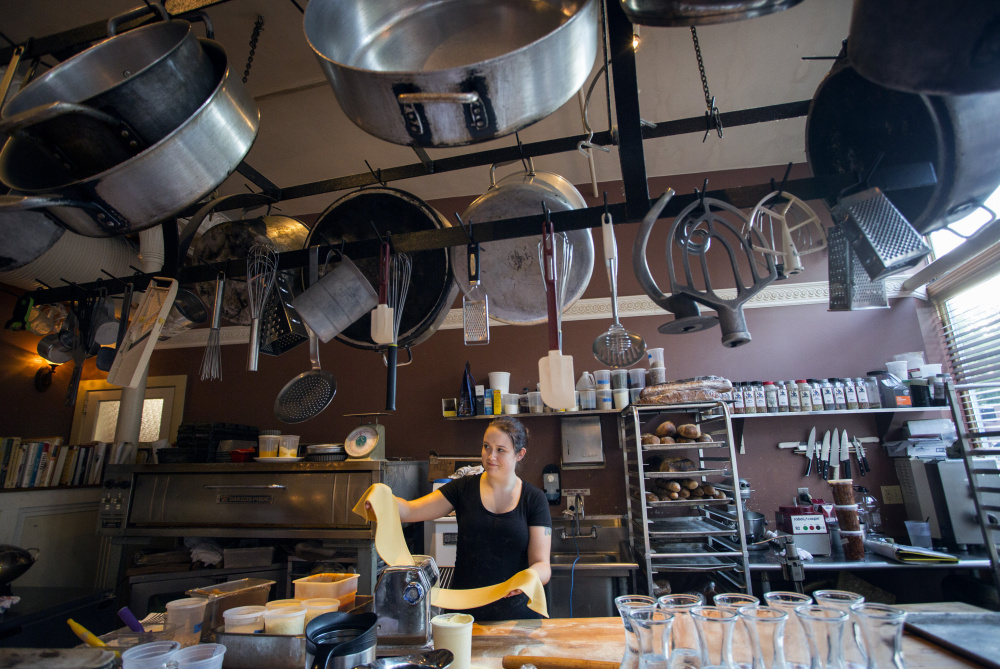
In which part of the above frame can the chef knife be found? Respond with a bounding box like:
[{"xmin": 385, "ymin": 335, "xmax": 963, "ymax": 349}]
[
  {"xmin": 804, "ymin": 426, "xmax": 817, "ymax": 476},
  {"xmin": 830, "ymin": 428, "xmax": 840, "ymax": 479},
  {"xmin": 841, "ymin": 429, "xmax": 851, "ymax": 478},
  {"xmin": 856, "ymin": 437, "xmax": 871, "ymax": 474},
  {"xmin": 819, "ymin": 430, "xmax": 831, "ymax": 479}
]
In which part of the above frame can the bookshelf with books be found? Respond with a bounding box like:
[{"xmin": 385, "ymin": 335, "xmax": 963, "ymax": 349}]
[{"xmin": 0, "ymin": 437, "xmax": 121, "ymax": 490}]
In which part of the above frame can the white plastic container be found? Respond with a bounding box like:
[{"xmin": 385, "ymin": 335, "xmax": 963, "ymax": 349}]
[
  {"xmin": 487, "ymin": 371, "xmax": 510, "ymax": 395},
  {"xmin": 527, "ymin": 391, "xmax": 543, "ymax": 413},
  {"xmin": 265, "ymin": 598, "xmax": 302, "ymax": 610},
  {"xmin": 293, "ymin": 573, "xmax": 360, "ymax": 606},
  {"xmin": 223, "ymin": 605, "xmax": 266, "ymax": 633},
  {"xmin": 302, "ymin": 598, "xmax": 341, "ymax": 623},
  {"xmin": 278, "ymin": 434, "xmax": 300, "ymax": 457},
  {"xmin": 258, "ymin": 434, "xmax": 280, "ymax": 458},
  {"xmin": 264, "ymin": 605, "xmax": 307, "ymax": 635},
  {"xmin": 647, "ymin": 348, "xmax": 665, "ymax": 368},
  {"xmin": 431, "ymin": 613, "xmax": 474, "ymax": 669},
  {"xmin": 172, "ymin": 642, "xmax": 226, "ymax": 669},
  {"xmin": 165, "ymin": 597, "xmax": 209, "ymax": 647}
]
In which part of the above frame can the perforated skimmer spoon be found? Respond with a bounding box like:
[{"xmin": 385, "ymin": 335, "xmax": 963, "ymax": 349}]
[{"xmin": 593, "ymin": 211, "xmax": 645, "ymax": 367}]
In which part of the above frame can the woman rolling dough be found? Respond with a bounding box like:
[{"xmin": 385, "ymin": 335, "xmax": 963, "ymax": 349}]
[{"xmin": 394, "ymin": 416, "xmax": 551, "ymax": 620}]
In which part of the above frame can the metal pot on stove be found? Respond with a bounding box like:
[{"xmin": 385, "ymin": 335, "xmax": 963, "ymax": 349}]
[{"xmin": 305, "ymin": 612, "xmax": 378, "ymax": 669}]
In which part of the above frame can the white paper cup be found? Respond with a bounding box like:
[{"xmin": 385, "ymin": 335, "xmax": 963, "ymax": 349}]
[
  {"xmin": 488, "ymin": 372, "xmax": 510, "ymax": 395},
  {"xmin": 264, "ymin": 605, "xmax": 306, "ymax": 635},
  {"xmin": 432, "ymin": 613, "xmax": 474, "ymax": 669},
  {"xmin": 165, "ymin": 597, "xmax": 209, "ymax": 647},
  {"xmin": 223, "ymin": 605, "xmax": 266, "ymax": 633}
]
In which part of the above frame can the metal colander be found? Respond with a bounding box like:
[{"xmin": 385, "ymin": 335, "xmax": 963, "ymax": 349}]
[
  {"xmin": 836, "ymin": 187, "xmax": 931, "ymax": 280},
  {"xmin": 828, "ymin": 225, "xmax": 888, "ymax": 311}
]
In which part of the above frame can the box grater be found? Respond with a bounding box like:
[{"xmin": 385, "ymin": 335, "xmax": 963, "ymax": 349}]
[
  {"xmin": 828, "ymin": 225, "xmax": 889, "ymax": 311},
  {"xmin": 259, "ymin": 273, "xmax": 308, "ymax": 355},
  {"xmin": 836, "ymin": 187, "xmax": 931, "ymax": 280}
]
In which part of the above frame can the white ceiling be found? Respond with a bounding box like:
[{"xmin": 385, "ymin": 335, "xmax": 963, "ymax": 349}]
[{"xmin": 0, "ymin": 0, "xmax": 853, "ymax": 217}]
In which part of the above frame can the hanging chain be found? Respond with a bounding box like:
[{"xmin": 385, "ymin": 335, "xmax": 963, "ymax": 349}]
[
  {"xmin": 691, "ymin": 27, "xmax": 723, "ymax": 142},
  {"xmin": 242, "ymin": 15, "xmax": 265, "ymax": 84}
]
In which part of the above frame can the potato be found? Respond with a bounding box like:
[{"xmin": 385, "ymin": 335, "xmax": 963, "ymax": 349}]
[
  {"xmin": 655, "ymin": 421, "xmax": 677, "ymax": 438},
  {"xmin": 677, "ymin": 423, "xmax": 701, "ymax": 439}
]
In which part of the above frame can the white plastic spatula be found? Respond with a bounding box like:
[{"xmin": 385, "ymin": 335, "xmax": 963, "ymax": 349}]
[
  {"xmin": 371, "ymin": 241, "xmax": 394, "ymax": 345},
  {"xmin": 537, "ymin": 212, "xmax": 576, "ymax": 410}
]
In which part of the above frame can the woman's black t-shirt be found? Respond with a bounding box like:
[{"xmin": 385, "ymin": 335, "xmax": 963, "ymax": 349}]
[{"xmin": 438, "ymin": 474, "xmax": 551, "ymax": 621}]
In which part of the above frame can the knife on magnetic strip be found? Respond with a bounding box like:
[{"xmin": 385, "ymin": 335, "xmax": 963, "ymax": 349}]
[
  {"xmin": 804, "ymin": 427, "xmax": 817, "ymax": 476},
  {"xmin": 819, "ymin": 430, "xmax": 831, "ymax": 479}
]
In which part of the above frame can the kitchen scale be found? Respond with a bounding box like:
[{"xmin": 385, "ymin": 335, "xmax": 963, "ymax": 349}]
[{"xmin": 344, "ymin": 413, "xmax": 388, "ymax": 460}]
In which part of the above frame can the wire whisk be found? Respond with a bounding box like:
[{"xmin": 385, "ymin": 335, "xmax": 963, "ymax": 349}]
[
  {"xmin": 200, "ymin": 271, "xmax": 225, "ymax": 381},
  {"xmin": 246, "ymin": 243, "xmax": 278, "ymax": 371}
]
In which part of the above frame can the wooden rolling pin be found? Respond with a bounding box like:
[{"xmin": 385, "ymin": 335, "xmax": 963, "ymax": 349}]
[{"xmin": 502, "ymin": 656, "xmax": 619, "ymax": 669}]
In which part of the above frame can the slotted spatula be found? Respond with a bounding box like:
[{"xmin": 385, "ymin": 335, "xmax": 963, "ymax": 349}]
[
  {"xmin": 463, "ymin": 241, "xmax": 489, "ymax": 345},
  {"xmin": 537, "ymin": 210, "xmax": 575, "ymax": 410}
]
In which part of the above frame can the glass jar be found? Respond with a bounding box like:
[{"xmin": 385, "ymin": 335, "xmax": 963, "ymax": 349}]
[
  {"xmin": 797, "ymin": 380, "xmax": 813, "ymax": 412},
  {"xmin": 788, "ymin": 381, "xmax": 801, "ymax": 412},
  {"xmin": 754, "ymin": 382, "xmax": 767, "ymax": 413},
  {"xmin": 820, "ymin": 379, "xmax": 837, "ymax": 411},
  {"xmin": 832, "ymin": 379, "xmax": 848, "ymax": 410},
  {"xmin": 732, "ymin": 382, "xmax": 745, "ymax": 414},
  {"xmin": 844, "ymin": 378, "xmax": 859, "ymax": 410},
  {"xmin": 854, "ymin": 377, "xmax": 870, "ymax": 409},
  {"xmin": 809, "ymin": 379, "xmax": 824, "ymax": 411},
  {"xmin": 776, "ymin": 381, "xmax": 790, "ymax": 412},
  {"xmin": 764, "ymin": 382, "xmax": 779, "ymax": 413},
  {"xmin": 743, "ymin": 382, "xmax": 757, "ymax": 414},
  {"xmin": 865, "ymin": 376, "xmax": 882, "ymax": 409}
]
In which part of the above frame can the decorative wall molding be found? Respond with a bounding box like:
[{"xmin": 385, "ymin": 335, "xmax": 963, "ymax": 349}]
[{"xmin": 156, "ymin": 277, "xmax": 926, "ymax": 346}]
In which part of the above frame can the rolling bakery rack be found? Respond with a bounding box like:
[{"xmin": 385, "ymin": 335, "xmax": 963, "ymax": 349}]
[{"xmin": 620, "ymin": 401, "xmax": 752, "ymax": 596}]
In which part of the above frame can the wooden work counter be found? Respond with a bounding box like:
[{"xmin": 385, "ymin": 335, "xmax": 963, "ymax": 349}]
[{"xmin": 468, "ymin": 604, "xmax": 985, "ymax": 669}]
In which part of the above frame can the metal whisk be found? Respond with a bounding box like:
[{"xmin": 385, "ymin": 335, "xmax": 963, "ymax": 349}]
[
  {"xmin": 384, "ymin": 252, "xmax": 411, "ymax": 411},
  {"xmin": 246, "ymin": 243, "xmax": 278, "ymax": 371},
  {"xmin": 200, "ymin": 271, "xmax": 225, "ymax": 381}
]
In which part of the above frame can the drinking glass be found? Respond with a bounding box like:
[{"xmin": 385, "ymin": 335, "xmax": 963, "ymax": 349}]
[
  {"xmin": 713, "ymin": 594, "xmax": 759, "ymax": 609},
  {"xmin": 714, "ymin": 594, "xmax": 759, "ymax": 667},
  {"xmin": 658, "ymin": 593, "xmax": 704, "ymax": 668},
  {"xmin": 851, "ymin": 603, "xmax": 908, "ymax": 669},
  {"xmin": 763, "ymin": 591, "xmax": 812, "ymax": 669},
  {"xmin": 814, "ymin": 590, "xmax": 866, "ymax": 669},
  {"xmin": 692, "ymin": 605, "xmax": 739, "ymax": 669},
  {"xmin": 795, "ymin": 605, "xmax": 849, "ymax": 669},
  {"xmin": 617, "ymin": 595, "xmax": 658, "ymax": 669},
  {"xmin": 739, "ymin": 605, "xmax": 788, "ymax": 669},
  {"xmin": 629, "ymin": 608, "xmax": 676, "ymax": 669}
]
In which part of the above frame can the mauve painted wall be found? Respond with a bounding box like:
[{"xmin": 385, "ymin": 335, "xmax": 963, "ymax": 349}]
[{"xmin": 0, "ymin": 164, "xmax": 943, "ymax": 540}]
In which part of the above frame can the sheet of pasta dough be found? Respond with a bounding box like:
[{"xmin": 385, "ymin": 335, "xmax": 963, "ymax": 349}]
[{"xmin": 352, "ymin": 483, "xmax": 548, "ymax": 617}]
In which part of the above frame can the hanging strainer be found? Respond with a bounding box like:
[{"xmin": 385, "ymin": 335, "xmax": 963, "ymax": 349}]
[{"xmin": 827, "ymin": 225, "xmax": 888, "ymax": 311}]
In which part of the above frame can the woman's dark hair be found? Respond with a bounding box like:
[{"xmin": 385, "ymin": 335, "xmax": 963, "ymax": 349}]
[{"xmin": 487, "ymin": 416, "xmax": 529, "ymax": 453}]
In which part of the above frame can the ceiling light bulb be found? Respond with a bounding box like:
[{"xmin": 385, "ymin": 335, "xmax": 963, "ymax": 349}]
[{"xmin": 632, "ymin": 27, "xmax": 641, "ymax": 51}]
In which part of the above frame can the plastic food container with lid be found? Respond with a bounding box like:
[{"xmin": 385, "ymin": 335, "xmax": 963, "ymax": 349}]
[{"xmin": 223, "ymin": 605, "xmax": 266, "ymax": 633}]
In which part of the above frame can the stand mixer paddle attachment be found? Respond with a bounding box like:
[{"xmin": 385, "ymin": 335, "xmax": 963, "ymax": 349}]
[
  {"xmin": 593, "ymin": 208, "xmax": 645, "ymax": 367},
  {"xmin": 384, "ymin": 252, "xmax": 411, "ymax": 411},
  {"xmin": 246, "ymin": 243, "xmax": 278, "ymax": 371}
]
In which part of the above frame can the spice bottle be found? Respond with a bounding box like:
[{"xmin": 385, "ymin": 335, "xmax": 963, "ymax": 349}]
[
  {"xmin": 809, "ymin": 379, "xmax": 824, "ymax": 411},
  {"xmin": 865, "ymin": 376, "xmax": 882, "ymax": 409},
  {"xmin": 832, "ymin": 379, "xmax": 848, "ymax": 410},
  {"xmin": 776, "ymin": 380, "xmax": 790, "ymax": 412},
  {"xmin": 844, "ymin": 378, "xmax": 859, "ymax": 410},
  {"xmin": 764, "ymin": 381, "xmax": 779, "ymax": 412},
  {"xmin": 854, "ymin": 377, "xmax": 869, "ymax": 409},
  {"xmin": 797, "ymin": 380, "xmax": 813, "ymax": 412},
  {"xmin": 732, "ymin": 382, "xmax": 745, "ymax": 414},
  {"xmin": 742, "ymin": 382, "xmax": 757, "ymax": 414},
  {"xmin": 754, "ymin": 381, "xmax": 767, "ymax": 413},
  {"xmin": 820, "ymin": 379, "xmax": 837, "ymax": 411}
]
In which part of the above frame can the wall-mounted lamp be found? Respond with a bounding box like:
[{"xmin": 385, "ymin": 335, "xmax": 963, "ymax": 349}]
[
  {"xmin": 35, "ymin": 364, "xmax": 57, "ymax": 392},
  {"xmin": 632, "ymin": 26, "xmax": 641, "ymax": 51}
]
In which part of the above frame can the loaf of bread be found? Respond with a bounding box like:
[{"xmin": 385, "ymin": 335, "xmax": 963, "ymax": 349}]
[
  {"xmin": 682, "ymin": 478, "xmax": 700, "ymax": 490},
  {"xmin": 655, "ymin": 421, "xmax": 677, "ymax": 438},
  {"xmin": 659, "ymin": 457, "xmax": 697, "ymax": 473},
  {"xmin": 645, "ymin": 492, "xmax": 659, "ymax": 503},
  {"xmin": 697, "ymin": 434, "xmax": 714, "ymax": 443},
  {"xmin": 640, "ymin": 433, "xmax": 659, "ymax": 445},
  {"xmin": 638, "ymin": 376, "xmax": 732, "ymax": 405},
  {"xmin": 659, "ymin": 436, "xmax": 675, "ymax": 444},
  {"xmin": 677, "ymin": 424, "xmax": 701, "ymax": 439}
]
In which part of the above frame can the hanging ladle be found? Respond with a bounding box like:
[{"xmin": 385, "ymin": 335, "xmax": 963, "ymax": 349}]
[{"xmin": 593, "ymin": 208, "xmax": 645, "ymax": 367}]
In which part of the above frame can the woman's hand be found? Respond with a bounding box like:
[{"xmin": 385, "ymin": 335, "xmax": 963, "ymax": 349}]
[{"xmin": 502, "ymin": 589, "xmax": 524, "ymax": 599}]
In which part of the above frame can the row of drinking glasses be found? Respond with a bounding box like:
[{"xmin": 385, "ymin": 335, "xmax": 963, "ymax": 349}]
[{"xmin": 615, "ymin": 589, "xmax": 907, "ymax": 669}]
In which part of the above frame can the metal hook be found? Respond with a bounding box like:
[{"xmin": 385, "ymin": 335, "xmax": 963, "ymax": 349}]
[
  {"xmin": 128, "ymin": 265, "xmax": 145, "ymax": 276},
  {"xmin": 364, "ymin": 160, "xmax": 387, "ymax": 187},
  {"xmin": 455, "ymin": 212, "xmax": 474, "ymax": 244},
  {"xmin": 34, "ymin": 279, "xmax": 51, "ymax": 289},
  {"xmin": 776, "ymin": 162, "xmax": 793, "ymax": 199},
  {"xmin": 603, "ymin": 192, "xmax": 609, "ymax": 218},
  {"xmin": 542, "ymin": 202, "xmax": 551, "ymax": 223},
  {"xmin": 385, "ymin": 230, "xmax": 395, "ymax": 255},
  {"xmin": 99, "ymin": 270, "xmax": 129, "ymax": 287},
  {"xmin": 369, "ymin": 220, "xmax": 385, "ymax": 245}
]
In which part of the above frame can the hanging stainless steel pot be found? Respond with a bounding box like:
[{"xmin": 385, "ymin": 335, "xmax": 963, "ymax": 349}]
[
  {"xmin": 0, "ymin": 19, "xmax": 217, "ymax": 180},
  {"xmin": 0, "ymin": 40, "xmax": 258, "ymax": 237},
  {"xmin": 0, "ymin": 201, "xmax": 65, "ymax": 271},
  {"xmin": 0, "ymin": 544, "xmax": 38, "ymax": 586},
  {"xmin": 619, "ymin": 0, "xmax": 803, "ymax": 26},
  {"xmin": 847, "ymin": 0, "xmax": 1000, "ymax": 95},
  {"xmin": 449, "ymin": 161, "xmax": 594, "ymax": 324},
  {"xmin": 806, "ymin": 58, "xmax": 1000, "ymax": 235},
  {"xmin": 303, "ymin": 0, "xmax": 599, "ymax": 147},
  {"xmin": 305, "ymin": 187, "xmax": 459, "ymax": 349}
]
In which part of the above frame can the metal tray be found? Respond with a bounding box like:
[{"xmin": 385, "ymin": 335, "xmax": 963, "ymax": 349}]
[
  {"xmin": 642, "ymin": 441, "xmax": 727, "ymax": 451},
  {"xmin": 645, "ymin": 516, "xmax": 735, "ymax": 538},
  {"xmin": 645, "ymin": 469, "xmax": 729, "ymax": 479},
  {"xmin": 904, "ymin": 612, "xmax": 1000, "ymax": 669},
  {"xmin": 644, "ymin": 541, "xmax": 744, "ymax": 571}
]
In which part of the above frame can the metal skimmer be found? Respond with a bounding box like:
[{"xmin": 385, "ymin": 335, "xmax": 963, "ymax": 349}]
[
  {"xmin": 836, "ymin": 187, "xmax": 930, "ymax": 280},
  {"xmin": 827, "ymin": 225, "xmax": 888, "ymax": 311},
  {"xmin": 273, "ymin": 324, "xmax": 337, "ymax": 423},
  {"xmin": 259, "ymin": 273, "xmax": 308, "ymax": 356}
]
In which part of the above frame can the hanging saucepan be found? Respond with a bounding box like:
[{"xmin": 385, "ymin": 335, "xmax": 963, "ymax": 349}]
[
  {"xmin": 448, "ymin": 160, "xmax": 594, "ymax": 325},
  {"xmin": 847, "ymin": 0, "xmax": 1000, "ymax": 95},
  {"xmin": 618, "ymin": 0, "xmax": 803, "ymax": 26},
  {"xmin": 0, "ymin": 39, "xmax": 258, "ymax": 237},
  {"xmin": 304, "ymin": 187, "xmax": 459, "ymax": 349},
  {"xmin": 806, "ymin": 57, "xmax": 1000, "ymax": 234},
  {"xmin": 303, "ymin": 0, "xmax": 599, "ymax": 147},
  {"xmin": 189, "ymin": 215, "xmax": 310, "ymax": 326},
  {"xmin": 0, "ymin": 198, "xmax": 65, "ymax": 271},
  {"xmin": 0, "ymin": 544, "xmax": 38, "ymax": 586},
  {"xmin": 0, "ymin": 15, "xmax": 217, "ymax": 181}
]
